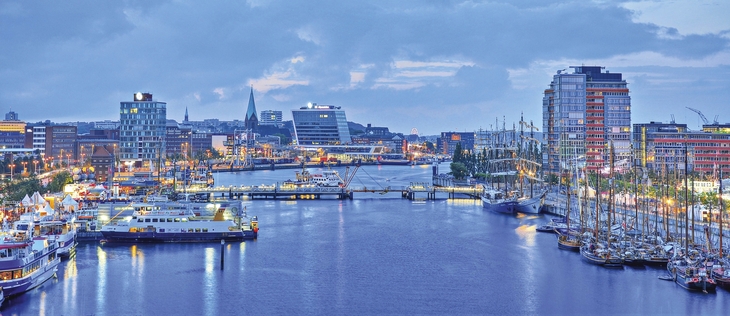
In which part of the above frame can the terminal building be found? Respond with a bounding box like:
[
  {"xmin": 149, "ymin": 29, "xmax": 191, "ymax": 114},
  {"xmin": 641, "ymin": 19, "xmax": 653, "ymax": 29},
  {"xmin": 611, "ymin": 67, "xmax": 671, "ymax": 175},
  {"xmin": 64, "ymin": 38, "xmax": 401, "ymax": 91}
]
[
  {"xmin": 292, "ymin": 103, "xmax": 351, "ymax": 146},
  {"xmin": 119, "ymin": 92, "xmax": 166, "ymax": 169}
]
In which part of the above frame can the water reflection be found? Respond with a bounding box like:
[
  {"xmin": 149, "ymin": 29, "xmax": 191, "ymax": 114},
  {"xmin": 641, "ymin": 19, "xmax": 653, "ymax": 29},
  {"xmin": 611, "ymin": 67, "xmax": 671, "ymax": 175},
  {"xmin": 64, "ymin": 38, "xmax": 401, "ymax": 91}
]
[
  {"xmin": 62, "ymin": 258, "xmax": 78, "ymax": 309},
  {"xmin": 203, "ymin": 247, "xmax": 218, "ymax": 316},
  {"xmin": 38, "ymin": 291, "xmax": 47, "ymax": 316},
  {"xmin": 96, "ymin": 246, "xmax": 107, "ymax": 312}
]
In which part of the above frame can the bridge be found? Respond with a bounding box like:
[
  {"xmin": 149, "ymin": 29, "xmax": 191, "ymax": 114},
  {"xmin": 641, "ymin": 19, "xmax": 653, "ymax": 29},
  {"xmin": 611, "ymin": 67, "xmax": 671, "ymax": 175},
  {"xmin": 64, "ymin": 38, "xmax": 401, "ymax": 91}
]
[{"xmin": 177, "ymin": 183, "xmax": 483, "ymax": 201}]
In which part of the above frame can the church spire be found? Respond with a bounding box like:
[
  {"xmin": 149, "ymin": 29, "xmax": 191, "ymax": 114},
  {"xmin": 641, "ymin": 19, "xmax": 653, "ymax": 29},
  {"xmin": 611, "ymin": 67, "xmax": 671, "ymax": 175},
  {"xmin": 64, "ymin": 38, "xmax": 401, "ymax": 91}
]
[
  {"xmin": 245, "ymin": 85, "xmax": 258, "ymax": 130},
  {"xmin": 184, "ymin": 106, "xmax": 189, "ymax": 123}
]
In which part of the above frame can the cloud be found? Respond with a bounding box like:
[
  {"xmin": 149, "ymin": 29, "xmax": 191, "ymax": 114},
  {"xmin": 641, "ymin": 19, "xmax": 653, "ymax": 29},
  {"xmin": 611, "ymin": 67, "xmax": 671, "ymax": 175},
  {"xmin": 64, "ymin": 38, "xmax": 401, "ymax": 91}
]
[{"xmin": 0, "ymin": 0, "xmax": 728, "ymax": 135}]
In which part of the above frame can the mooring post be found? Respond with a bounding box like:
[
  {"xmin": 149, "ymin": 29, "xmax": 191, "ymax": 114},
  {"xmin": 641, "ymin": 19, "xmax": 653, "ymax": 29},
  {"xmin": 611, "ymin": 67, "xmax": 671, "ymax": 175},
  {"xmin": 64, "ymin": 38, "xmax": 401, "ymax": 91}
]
[{"xmin": 220, "ymin": 239, "xmax": 225, "ymax": 270}]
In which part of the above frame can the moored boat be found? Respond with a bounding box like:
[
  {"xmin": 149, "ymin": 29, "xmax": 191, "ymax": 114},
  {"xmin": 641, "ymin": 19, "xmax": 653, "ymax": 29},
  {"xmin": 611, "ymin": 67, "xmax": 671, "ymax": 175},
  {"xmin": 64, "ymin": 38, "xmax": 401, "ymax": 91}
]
[
  {"xmin": 580, "ymin": 242, "xmax": 623, "ymax": 268},
  {"xmin": 100, "ymin": 201, "xmax": 258, "ymax": 243},
  {"xmin": 480, "ymin": 189, "xmax": 518, "ymax": 214},
  {"xmin": 667, "ymin": 256, "xmax": 716, "ymax": 292},
  {"xmin": 0, "ymin": 216, "xmax": 61, "ymax": 297},
  {"xmin": 37, "ymin": 217, "xmax": 78, "ymax": 259}
]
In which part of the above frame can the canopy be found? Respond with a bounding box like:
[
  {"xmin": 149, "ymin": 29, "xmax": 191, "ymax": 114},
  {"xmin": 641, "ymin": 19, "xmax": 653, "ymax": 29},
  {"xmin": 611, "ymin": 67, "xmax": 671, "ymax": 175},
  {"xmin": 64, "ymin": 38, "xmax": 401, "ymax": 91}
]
[
  {"xmin": 22, "ymin": 194, "xmax": 32, "ymax": 205},
  {"xmin": 31, "ymin": 191, "xmax": 44, "ymax": 205},
  {"xmin": 61, "ymin": 195, "xmax": 79, "ymax": 209},
  {"xmin": 43, "ymin": 203, "xmax": 55, "ymax": 215}
]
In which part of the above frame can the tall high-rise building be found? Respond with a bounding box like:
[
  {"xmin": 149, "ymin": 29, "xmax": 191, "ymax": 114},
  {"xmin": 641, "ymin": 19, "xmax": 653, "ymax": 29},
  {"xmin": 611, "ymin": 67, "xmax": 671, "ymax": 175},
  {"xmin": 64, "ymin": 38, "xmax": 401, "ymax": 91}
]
[
  {"xmin": 119, "ymin": 92, "xmax": 167, "ymax": 168},
  {"xmin": 542, "ymin": 66, "xmax": 631, "ymax": 176},
  {"xmin": 292, "ymin": 103, "xmax": 351, "ymax": 146},
  {"xmin": 244, "ymin": 87, "xmax": 258, "ymax": 131}
]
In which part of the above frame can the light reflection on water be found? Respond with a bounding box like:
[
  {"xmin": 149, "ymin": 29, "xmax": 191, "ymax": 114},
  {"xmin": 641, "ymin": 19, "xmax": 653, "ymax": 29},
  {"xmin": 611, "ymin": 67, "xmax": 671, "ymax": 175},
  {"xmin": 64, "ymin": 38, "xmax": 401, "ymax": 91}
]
[
  {"xmin": 96, "ymin": 245, "xmax": 107, "ymax": 313},
  {"xmin": 2, "ymin": 164, "xmax": 729, "ymax": 315}
]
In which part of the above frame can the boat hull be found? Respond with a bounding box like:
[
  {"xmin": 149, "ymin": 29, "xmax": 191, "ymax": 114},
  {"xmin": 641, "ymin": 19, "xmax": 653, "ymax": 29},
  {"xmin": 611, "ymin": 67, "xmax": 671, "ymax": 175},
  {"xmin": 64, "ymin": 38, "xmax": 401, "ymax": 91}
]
[
  {"xmin": 483, "ymin": 200, "xmax": 518, "ymax": 214},
  {"xmin": 1, "ymin": 257, "xmax": 60, "ymax": 297},
  {"xmin": 515, "ymin": 193, "xmax": 545, "ymax": 214},
  {"xmin": 668, "ymin": 261, "xmax": 717, "ymax": 292},
  {"xmin": 580, "ymin": 247, "xmax": 623, "ymax": 268},
  {"xmin": 100, "ymin": 230, "xmax": 257, "ymax": 243}
]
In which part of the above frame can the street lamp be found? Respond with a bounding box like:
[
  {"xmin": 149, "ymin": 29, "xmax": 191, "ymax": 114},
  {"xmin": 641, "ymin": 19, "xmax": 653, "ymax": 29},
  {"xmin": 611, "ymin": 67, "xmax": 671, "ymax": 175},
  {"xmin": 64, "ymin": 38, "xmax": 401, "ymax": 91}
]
[
  {"xmin": 66, "ymin": 154, "xmax": 71, "ymax": 169},
  {"xmin": 33, "ymin": 160, "xmax": 38, "ymax": 175},
  {"xmin": 21, "ymin": 161, "xmax": 27, "ymax": 176},
  {"xmin": 9, "ymin": 163, "xmax": 15, "ymax": 181}
]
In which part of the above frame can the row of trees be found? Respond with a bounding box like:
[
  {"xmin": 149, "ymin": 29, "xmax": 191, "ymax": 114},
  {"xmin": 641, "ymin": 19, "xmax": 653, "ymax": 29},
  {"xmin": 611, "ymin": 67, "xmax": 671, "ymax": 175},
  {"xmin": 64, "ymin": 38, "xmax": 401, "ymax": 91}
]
[
  {"xmin": 0, "ymin": 171, "xmax": 73, "ymax": 203},
  {"xmin": 449, "ymin": 140, "xmax": 541, "ymax": 181}
]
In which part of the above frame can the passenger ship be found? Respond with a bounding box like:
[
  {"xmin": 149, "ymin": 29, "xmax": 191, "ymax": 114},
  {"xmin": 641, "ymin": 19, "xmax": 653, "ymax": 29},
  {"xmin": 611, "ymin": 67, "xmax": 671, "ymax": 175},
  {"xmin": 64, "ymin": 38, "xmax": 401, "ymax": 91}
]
[
  {"xmin": 100, "ymin": 201, "xmax": 258, "ymax": 242},
  {"xmin": 0, "ymin": 215, "xmax": 61, "ymax": 297},
  {"xmin": 37, "ymin": 216, "xmax": 77, "ymax": 259}
]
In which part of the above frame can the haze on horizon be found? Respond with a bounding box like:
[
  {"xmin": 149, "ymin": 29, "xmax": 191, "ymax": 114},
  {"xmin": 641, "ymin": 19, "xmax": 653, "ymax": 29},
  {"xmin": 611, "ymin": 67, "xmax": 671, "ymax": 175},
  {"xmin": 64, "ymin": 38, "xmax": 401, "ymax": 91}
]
[{"xmin": 1, "ymin": 0, "xmax": 729, "ymax": 135}]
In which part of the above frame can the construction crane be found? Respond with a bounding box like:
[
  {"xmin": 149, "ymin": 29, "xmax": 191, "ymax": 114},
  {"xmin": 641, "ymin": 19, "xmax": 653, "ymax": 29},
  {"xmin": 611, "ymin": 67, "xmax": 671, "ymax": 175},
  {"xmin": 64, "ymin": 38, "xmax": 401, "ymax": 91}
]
[{"xmin": 687, "ymin": 107, "xmax": 719, "ymax": 125}]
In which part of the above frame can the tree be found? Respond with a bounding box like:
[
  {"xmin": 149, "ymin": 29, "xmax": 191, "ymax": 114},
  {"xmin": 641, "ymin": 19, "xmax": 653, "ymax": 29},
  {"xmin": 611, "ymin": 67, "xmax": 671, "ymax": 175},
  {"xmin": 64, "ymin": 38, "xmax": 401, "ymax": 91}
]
[
  {"xmin": 449, "ymin": 162, "xmax": 468, "ymax": 180},
  {"xmin": 452, "ymin": 142, "xmax": 463, "ymax": 163},
  {"xmin": 47, "ymin": 171, "xmax": 73, "ymax": 193}
]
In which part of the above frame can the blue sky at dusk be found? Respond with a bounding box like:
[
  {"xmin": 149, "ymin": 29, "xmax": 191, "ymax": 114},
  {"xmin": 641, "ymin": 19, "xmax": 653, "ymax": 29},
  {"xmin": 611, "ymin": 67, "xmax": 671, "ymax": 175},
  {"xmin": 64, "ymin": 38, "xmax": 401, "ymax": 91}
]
[{"xmin": 1, "ymin": 0, "xmax": 728, "ymax": 135}]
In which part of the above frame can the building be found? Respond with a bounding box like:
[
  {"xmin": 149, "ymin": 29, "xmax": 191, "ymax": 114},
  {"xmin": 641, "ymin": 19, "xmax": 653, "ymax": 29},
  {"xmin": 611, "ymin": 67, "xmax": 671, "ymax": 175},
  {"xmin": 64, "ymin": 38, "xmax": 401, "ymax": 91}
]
[
  {"xmin": 166, "ymin": 120, "xmax": 192, "ymax": 158},
  {"xmin": 46, "ymin": 126, "xmax": 77, "ymax": 164},
  {"xmin": 438, "ymin": 132, "xmax": 475, "ymax": 156},
  {"xmin": 260, "ymin": 110, "xmax": 283, "ymax": 127},
  {"xmin": 0, "ymin": 110, "xmax": 26, "ymax": 149},
  {"xmin": 542, "ymin": 66, "xmax": 631, "ymax": 176},
  {"xmin": 244, "ymin": 87, "xmax": 258, "ymax": 131},
  {"xmin": 119, "ymin": 92, "xmax": 167, "ymax": 169},
  {"xmin": 292, "ymin": 103, "xmax": 351, "ymax": 146},
  {"xmin": 90, "ymin": 145, "xmax": 115, "ymax": 182},
  {"xmin": 633, "ymin": 121, "xmax": 730, "ymax": 175}
]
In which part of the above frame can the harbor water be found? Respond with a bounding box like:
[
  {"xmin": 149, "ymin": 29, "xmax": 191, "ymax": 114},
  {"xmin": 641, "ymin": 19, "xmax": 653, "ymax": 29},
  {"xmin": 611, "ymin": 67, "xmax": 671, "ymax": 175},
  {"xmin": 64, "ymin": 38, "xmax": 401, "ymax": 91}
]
[{"xmin": 2, "ymin": 164, "xmax": 728, "ymax": 315}]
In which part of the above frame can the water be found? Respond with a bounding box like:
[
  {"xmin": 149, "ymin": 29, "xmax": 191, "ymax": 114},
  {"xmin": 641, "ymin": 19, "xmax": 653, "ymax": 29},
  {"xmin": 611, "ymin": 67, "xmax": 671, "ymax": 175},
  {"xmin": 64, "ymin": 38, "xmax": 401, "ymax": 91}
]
[{"xmin": 3, "ymin": 165, "xmax": 728, "ymax": 315}]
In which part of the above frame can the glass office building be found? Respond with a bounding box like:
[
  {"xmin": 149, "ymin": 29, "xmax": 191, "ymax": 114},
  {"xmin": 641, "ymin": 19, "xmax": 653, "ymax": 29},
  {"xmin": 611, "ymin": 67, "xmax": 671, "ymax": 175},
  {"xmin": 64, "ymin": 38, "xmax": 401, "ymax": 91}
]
[
  {"xmin": 292, "ymin": 103, "xmax": 351, "ymax": 146},
  {"xmin": 119, "ymin": 92, "xmax": 167, "ymax": 168}
]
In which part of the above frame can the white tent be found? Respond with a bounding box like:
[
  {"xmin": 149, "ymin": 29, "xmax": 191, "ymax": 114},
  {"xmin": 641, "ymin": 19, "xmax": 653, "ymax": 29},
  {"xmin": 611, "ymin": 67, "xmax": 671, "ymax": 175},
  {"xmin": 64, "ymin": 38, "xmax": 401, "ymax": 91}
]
[
  {"xmin": 43, "ymin": 203, "xmax": 55, "ymax": 215},
  {"xmin": 32, "ymin": 191, "xmax": 45, "ymax": 205},
  {"xmin": 61, "ymin": 195, "xmax": 79, "ymax": 211},
  {"xmin": 22, "ymin": 194, "xmax": 32, "ymax": 205}
]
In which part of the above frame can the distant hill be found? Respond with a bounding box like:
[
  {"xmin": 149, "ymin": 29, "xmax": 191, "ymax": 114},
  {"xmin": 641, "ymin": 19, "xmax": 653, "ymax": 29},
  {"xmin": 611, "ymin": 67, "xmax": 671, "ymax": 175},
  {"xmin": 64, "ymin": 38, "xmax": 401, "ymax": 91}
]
[{"xmin": 348, "ymin": 121, "xmax": 367, "ymax": 135}]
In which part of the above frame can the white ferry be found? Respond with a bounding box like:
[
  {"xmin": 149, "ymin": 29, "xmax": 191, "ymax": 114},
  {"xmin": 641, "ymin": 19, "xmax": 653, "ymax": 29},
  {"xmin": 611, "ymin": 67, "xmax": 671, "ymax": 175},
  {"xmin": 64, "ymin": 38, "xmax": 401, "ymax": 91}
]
[
  {"xmin": 0, "ymin": 215, "xmax": 61, "ymax": 297},
  {"xmin": 286, "ymin": 168, "xmax": 343, "ymax": 187},
  {"xmin": 99, "ymin": 201, "xmax": 258, "ymax": 243}
]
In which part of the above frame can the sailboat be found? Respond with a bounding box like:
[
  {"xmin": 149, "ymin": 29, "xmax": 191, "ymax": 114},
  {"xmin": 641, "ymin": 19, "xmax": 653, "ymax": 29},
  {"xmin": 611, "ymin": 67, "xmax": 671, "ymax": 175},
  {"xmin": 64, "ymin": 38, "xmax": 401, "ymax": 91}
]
[
  {"xmin": 557, "ymin": 166, "xmax": 580, "ymax": 251},
  {"xmin": 581, "ymin": 142, "xmax": 623, "ymax": 268}
]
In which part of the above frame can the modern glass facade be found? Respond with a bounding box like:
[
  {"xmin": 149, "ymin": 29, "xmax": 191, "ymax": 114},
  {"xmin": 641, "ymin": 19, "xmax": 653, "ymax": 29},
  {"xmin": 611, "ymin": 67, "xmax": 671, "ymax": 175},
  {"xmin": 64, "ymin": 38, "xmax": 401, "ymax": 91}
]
[
  {"xmin": 119, "ymin": 92, "xmax": 167, "ymax": 167},
  {"xmin": 542, "ymin": 66, "xmax": 631, "ymax": 176},
  {"xmin": 292, "ymin": 104, "xmax": 351, "ymax": 146}
]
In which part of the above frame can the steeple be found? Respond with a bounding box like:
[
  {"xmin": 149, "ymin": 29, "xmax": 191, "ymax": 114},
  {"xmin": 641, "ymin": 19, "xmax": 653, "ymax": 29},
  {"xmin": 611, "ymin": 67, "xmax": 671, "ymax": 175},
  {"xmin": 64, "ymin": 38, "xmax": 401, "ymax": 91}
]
[
  {"xmin": 184, "ymin": 107, "xmax": 189, "ymax": 123},
  {"xmin": 245, "ymin": 86, "xmax": 258, "ymax": 131}
]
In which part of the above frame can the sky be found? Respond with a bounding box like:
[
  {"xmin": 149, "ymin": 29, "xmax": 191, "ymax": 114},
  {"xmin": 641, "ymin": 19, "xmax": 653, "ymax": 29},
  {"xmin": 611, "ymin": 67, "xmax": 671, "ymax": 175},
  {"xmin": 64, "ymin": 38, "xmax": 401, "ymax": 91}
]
[{"xmin": 1, "ymin": 0, "xmax": 729, "ymax": 135}]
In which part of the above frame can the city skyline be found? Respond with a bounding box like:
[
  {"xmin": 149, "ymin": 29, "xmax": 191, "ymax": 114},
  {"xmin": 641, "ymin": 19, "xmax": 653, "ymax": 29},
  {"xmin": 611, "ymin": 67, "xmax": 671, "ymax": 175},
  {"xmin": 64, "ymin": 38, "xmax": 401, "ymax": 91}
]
[{"xmin": 1, "ymin": 1, "xmax": 729, "ymax": 135}]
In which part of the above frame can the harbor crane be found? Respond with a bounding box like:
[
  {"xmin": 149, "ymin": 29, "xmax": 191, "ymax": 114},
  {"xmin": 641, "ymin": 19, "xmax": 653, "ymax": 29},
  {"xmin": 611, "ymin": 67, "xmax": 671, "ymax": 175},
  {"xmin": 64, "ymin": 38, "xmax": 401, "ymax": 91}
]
[{"xmin": 687, "ymin": 107, "xmax": 719, "ymax": 125}]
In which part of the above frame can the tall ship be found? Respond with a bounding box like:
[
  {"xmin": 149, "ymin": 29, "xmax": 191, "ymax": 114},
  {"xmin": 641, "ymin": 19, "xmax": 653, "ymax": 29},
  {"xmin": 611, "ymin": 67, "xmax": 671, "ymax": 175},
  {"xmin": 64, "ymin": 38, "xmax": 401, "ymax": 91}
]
[
  {"xmin": 0, "ymin": 214, "xmax": 61, "ymax": 297},
  {"xmin": 480, "ymin": 116, "xmax": 546, "ymax": 214},
  {"xmin": 100, "ymin": 201, "xmax": 258, "ymax": 243}
]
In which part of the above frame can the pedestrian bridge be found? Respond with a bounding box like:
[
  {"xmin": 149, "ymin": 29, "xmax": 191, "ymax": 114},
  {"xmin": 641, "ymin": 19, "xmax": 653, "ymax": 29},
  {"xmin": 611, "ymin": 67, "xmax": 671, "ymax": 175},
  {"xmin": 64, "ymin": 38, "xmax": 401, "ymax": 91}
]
[{"xmin": 177, "ymin": 183, "xmax": 483, "ymax": 200}]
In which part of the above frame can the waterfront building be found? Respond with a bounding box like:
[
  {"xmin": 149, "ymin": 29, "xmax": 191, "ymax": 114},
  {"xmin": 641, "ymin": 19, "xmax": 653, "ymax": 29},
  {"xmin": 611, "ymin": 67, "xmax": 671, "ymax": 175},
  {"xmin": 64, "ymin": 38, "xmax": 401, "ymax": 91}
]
[
  {"xmin": 260, "ymin": 110, "xmax": 282, "ymax": 127},
  {"xmin": 438, "ymin": 132, "xmax": 475, "ymax": 156},
  {"xmin": 93, "ymin": 120, "xmax": 120, "ymax": 130},
  {"xmin": 119, "ymin": 92, "xmax": 166, "ymax": 169},
  {"xmin": 633, "ymin": 121, "xmax": 730, "ymax": 175},
  {"xmin": 46, "ymin": 126, "xmax": 77, "ymax": 163},
  {"xmin": 90, "ymin": 145, "xmax": 115, "ymax": 182},
  {"xmin": 244, "ymin": 87, "xmax": 258, "ymax": 131},
  {"xmin": 292, "ymin": 103, "xmax": 351, "ymax": 146},
  {"xmin": 0, "ymin": 110, "xmax": 26, "ymax": 149},
  {"xmin": 166, "ymin": 120, "xmax": 192, "ymax": 158},
  {"xmin": 542, "ymin": 66, "xmax": 631, "ymax": 176}
]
